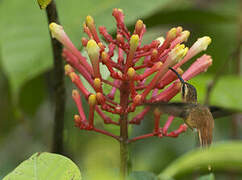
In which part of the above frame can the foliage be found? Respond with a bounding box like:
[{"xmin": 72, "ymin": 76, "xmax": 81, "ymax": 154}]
[{"xmin": 3, "ymin": 152, "xmax": 81, "ymax": 180}]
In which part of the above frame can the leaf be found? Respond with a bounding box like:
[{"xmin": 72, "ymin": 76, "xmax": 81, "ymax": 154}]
[
  {"xmin": 158, "ymin": 141, "xmax": 242, "ymax": 179},
  {"xmin": 3, "ymin": 152, "xmax": 81, "ymax": 180},
  {"xmin": 0, "ymin": 0, "xmax": 176, "ymax": 100},
  {"xmin": 128, "ymin": 171, "xmax": 159, "ymax": 180},
  {"xmin": 197, "ymin": 173, "xmax": 215, "ymax": 180},
  {"xmin": 37, "ymin": 0, "xmax": 52, "ymax": 9},
  {"xmin": 0, "ymin": 0, "xmax": 53, "ymax": 101}
]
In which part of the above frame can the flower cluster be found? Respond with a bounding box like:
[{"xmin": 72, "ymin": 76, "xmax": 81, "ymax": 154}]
[{"xmin": 49, "ymin": 8, "xmax": 212, "ymax": 142}]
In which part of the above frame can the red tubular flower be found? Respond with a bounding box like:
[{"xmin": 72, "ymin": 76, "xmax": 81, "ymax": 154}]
[{"xmin": 49, "ymin": 8, "xmax": 213, "ymax": 142}]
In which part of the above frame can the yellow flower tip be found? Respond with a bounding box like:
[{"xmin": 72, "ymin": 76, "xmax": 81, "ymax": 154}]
[
  {"xmin": 74, "ymin": 115, "xmax": 81, "ymax": 123},
  {"xmin": 133, "ymin": 94, "xmax": 142, "ymax": 105},
  {"xmin": 151, "ymin": 49, "xmax": 158, "ymax": 59},
  {"xmin": 183, "ymin": 47, "xmax": 189, "ymax": 57},
  {"xmin": 129, "ymin": 34, "xmax": 139, "ymax": 50},
  {"xmin": 127, "ymin": 67, "xmax": 136, "ymax": 79},
  {"xmin": 117, "ymin": 8, "xmax": 123, "ymax": 13},
  {"xmin": 135, "ymin": 19, "xmax": 143, "ymax": 32},
  {"xmin": 117, "ymin": 34, "xmax": 124, "ymax": 43},
  {"xmin": 86, "ymin": 15, "xmax": 94, "ymax": 27},
  {"xmin": 101, "ymin": 51, "xmax": 108, "ymax": 63},
  {"xmin": 193, "ymin": 36, "xmax": 212, "ymax": 52},
  {"xmin": 178, "ymin": 44, "xmax": 185, "ymax": 49},
  {"xmin": 155, "ymin": 62, "xmax": 163, "ymax": 69},
  {"xmin": 72, "ymin": 89, "xmax": 80, "ymax": 98},
  {"xmin": 69, "ymin": 72, "xmax": 77, "ymax": 82},
  {"xmin": 64, "ymin": 64, "xmax": 73, "ymax": 75},
  {"xmin": 156, "ymin": 36, "xmax": 165, "ymax": 47},
  {"xmin": 169, "ymin": 44, "xmax": 187, "ymax": 63},
  {"xmin": 49, "ymin": 22, "xmax": 64, "ymax": 40},
  {"xmin": 94, "ymin": 78, "xmax": 102, "ymax": 90},
  {"xmin": 180, "ymin": 30, "xmax": 190, "ymax": 42},
  {"xmin": 98, "ymin": 42, "xmax": 105, "ymax": 49},
  {"xmin": 87, "ymin": 39, "xmax": 100, "ymax": 60},
  {"xmin": 176, "ymin": 26, "xmax": 183, "ymax": 33},
  {"xmin": 154, "ymin": 108, "xmax": 161, "ymax": 116},
  {"xmin": 167, "ymin": 27, "xmax": 177, "ymax": 40},
  {"xmin": 96, "ymin": 92, "xmax": 105, "ymax": 104},
  {"xmin": 152, "ymin": 49, "xmax": 158, "ymax": 55},
  {"xmin": 201, "ymin": 36, "xmax": 212, "ymax": 49},
  {"xmin": 88, "ymin": 94, "xmax": 97, "ymax": 106}
]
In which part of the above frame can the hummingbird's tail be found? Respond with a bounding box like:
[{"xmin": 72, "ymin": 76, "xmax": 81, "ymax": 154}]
[{"xmin": 198, "ymin": 126, "xmax": 213, "ymax": 147}]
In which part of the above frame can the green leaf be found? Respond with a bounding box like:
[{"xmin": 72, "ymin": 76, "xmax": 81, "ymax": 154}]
[
  {"xmin": 158, "ymin": 141, "xmax": 242, "ymax": 179},
  {"xmin": 3, "ymin": 152, "xmax": 81, "ymax": 180},
  {"xmin": 37, "ymin": 0, "xmax": 52, "ymax": 9},
  {"xmin": 128, "ymin": 171, "xmax": 159, "ymax": 180},
  {"xmin": 197, "ymin": 173, "xmax": 215, "ymax": 180},
  {"xmin": 0, "ymin": 0, "xmax": 53, "ymax": 100}
]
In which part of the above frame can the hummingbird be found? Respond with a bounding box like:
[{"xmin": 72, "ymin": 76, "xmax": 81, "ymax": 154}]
[{"xmin": 147, "ymin": 67, "xmax": 234, "ymax": 147}]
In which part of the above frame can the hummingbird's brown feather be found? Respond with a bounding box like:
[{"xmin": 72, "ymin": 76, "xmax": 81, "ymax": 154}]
[{"xmin": 187, "ymin": 105, "xmax": 214, "ymax": 146}]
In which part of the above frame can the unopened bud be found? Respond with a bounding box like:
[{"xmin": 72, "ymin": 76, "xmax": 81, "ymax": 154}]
[
  {"xmin": 101, "ymin": 51, "xmax": 108, "ymax": 63},
  {"xmin": 135, "ymin": 20, "xmax": 143, "ymax": 34},
  {"xmin": 64, "ymin": 64, "xmax": 74, "ymax": 75},
  {"xmin": 69, "ymin": 72, "xmax": 77, "ymax": 82},
  {"xmin": 133, "ymin": 94, "xmax": 142, "ymax": 105},
  {"xmin": 86, "ymin": 15, "xmax": 94, "ymax": 28},
  {"xmin": 98, "ymin": 42, "xmax": 105, "ymax": 50},
  {"xmin": 129, "ymin": 34, "xmax": 139, "ymax": 51},
  {"xmin": 94, "ymin": 78, "xmax": 102, "ymax": 91},
  {"xmin": 168, "ymin": 44, "xmax": 188, "ymax": 63},
  {"xmin": 151, "ymin": 49, "xmax": 159, "ymax": 61},
  {"xmin": 178, "ymin": 30, "xmax": 190, "ymax": 42},
  {"xmin": 74, "ymin": 115, "xmax": 81, "ymax": 124},
  {"xmin": 87, "ymin": 39, "xmax": 100, "ymax": 61},
  {"xmin": 49, "ymin": 23, "xmax": 65, "ymax": 42},
  {"xmin": 167, "ymin": 27, "xmax": 177, "ymax": 41},
  {"xmin": 176, "ymin": 26, "xmax": 183, "ymax": 34},
  {"xmin": 117, "ymin": 34, "xmax": 124, "ymax": 43},
  {"xmin": 156, "ymin": 37, "xmax": 165, "ymax": 47},
  {"xmin": 88, "ymin": 94, "xmax": 97, "ymax": 106},
  {"xmin": 127, "ymin": 67, "xmax": 136, "ymax": 80},
  {"xmin": 192, "ymin": 36, "xmax": 212, "ymax": 52},
  {"xmin": 96, "ymin": 92, "xmax": 105, "ymax": 104},
  {"xmin": 155, "ymin": 62, "xmax": 163, "ymax": 70},
  {"xmin": 72, "ymin": 89, "xmax": 80, "ymax": 98},
  {"xmin": 86, "ymin": 39, "xmax": 101, "ymax": 78}
]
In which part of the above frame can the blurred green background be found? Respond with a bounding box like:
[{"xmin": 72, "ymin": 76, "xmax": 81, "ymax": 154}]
[{"xmin": 0, "ymin": 0, "xmax": 241, "ymax": 179}]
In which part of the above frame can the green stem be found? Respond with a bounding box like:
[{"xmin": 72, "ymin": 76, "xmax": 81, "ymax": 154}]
[
  {"xmin": 120, "ymin": 81, "xmax": 130, "ymax": 180},
  {"xmin": 45, "ymin": 1, "xmax": 66, "ymax": 154}
]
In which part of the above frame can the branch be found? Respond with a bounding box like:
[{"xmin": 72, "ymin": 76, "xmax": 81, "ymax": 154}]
[{"xmin": 45, "ymin": 1, "xmax": 66, "ymax": 154}]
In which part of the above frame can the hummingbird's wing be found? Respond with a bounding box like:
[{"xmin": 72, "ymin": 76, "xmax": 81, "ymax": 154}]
[
  {"xmin": 145, "ymin": 102, "xmax": 195, "ymax": 119},
  {"xmin": 209, "ymin": 106, "xmax": 240, "ymax": 119}
]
